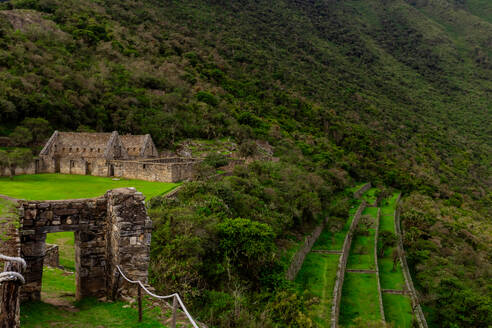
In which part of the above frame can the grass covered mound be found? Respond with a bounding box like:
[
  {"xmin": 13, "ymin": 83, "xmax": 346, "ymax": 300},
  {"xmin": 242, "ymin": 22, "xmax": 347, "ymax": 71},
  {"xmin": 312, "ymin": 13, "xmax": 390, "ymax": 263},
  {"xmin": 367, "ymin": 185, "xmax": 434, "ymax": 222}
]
[{"xmin": 0, "ymin": 174, "xmax": 178, "ymax": 200}]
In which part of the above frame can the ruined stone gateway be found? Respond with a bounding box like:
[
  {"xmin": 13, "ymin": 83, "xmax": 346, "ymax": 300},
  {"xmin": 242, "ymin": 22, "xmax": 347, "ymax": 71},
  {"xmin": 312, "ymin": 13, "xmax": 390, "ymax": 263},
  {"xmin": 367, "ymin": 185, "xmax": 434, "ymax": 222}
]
[{"xmin": 0, "ymin": 188, "xmax": 152, "ymax": 314}]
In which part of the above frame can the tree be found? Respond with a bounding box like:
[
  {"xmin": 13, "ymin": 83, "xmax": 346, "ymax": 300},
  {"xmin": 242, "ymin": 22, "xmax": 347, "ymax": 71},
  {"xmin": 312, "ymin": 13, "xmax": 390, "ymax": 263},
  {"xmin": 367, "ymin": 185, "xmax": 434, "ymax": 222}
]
[
  {"xmin": 9, "ymin": 126, "xmax": 32, "ymax": 147},
  {"xmin": 21, "ymin": 117, "xmax": 52, "ymax": 144},
  {"xmin": 378, "ymin": 231, "xmax": 396, "ymax": 257},
  {"xmin": 0, "ymin": 150, "xmax": 8, "ymax": 176}
]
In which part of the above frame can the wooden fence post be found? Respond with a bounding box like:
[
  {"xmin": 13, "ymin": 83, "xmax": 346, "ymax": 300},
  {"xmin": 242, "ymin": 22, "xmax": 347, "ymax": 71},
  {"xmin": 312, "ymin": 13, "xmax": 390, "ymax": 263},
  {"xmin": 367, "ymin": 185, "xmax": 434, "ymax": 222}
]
[
  {"xmin": 0, "ymin": 262, "xmax": 22, "ymax": 328},
  {"xmin": 138, "ymin": 284, "xmax": 142, "ymax": 323},
  {"xmin": 171, "ymin": 295, "xmax": 177, "ymax": 328}
]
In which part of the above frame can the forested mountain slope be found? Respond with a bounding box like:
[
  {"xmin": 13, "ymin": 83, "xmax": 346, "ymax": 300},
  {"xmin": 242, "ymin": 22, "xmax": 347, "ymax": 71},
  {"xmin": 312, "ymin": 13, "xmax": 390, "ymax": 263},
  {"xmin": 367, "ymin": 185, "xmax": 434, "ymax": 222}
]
[{"xmin": 0, "ymin": 0, "xmax": 490, "ymax": 327}]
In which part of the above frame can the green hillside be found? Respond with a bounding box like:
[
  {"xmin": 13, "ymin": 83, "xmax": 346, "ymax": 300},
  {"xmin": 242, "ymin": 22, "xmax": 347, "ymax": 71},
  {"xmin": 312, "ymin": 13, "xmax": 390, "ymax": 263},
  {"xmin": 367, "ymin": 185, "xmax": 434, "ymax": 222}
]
[{"xmin": 0, "ymin": 0, "xmax": 490, "ymax": 327}]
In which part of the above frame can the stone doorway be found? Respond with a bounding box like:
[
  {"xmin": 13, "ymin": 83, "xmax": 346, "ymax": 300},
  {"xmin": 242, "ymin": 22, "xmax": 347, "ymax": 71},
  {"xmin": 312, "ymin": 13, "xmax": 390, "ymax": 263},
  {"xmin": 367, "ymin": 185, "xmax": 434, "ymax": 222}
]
[
  {"xmin": 54, "ymin": 158, "xmax": 60, "ymax": 173},
  {"xmin": 17, "ymin": 188, "xmax": 152, "ymax": 303},
  {"xmin": 109, "ymin": 164, "xmax": 115, "ymax": 177},
  {"xmin": 85, "ymin": 162, "xmax": 92, "ymax": 175}
]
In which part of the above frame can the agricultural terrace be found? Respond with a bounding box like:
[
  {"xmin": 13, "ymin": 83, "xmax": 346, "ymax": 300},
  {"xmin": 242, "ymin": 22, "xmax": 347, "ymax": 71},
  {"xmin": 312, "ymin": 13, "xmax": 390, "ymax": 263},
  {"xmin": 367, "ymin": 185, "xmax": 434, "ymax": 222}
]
[
  {"xmin": 378, "ymin": 193, "xmax": 414, "ymax": 327},
  {"xmin": 295, "ymin": 198, "xmax": 362, "ymax": 326},
  {"xmin": 339, "ymin": 204, "xmax": 382, "ymax": 325},
  {"xmin": 0, "ymin": 174, "xmax": 179, "ymax": 327}
]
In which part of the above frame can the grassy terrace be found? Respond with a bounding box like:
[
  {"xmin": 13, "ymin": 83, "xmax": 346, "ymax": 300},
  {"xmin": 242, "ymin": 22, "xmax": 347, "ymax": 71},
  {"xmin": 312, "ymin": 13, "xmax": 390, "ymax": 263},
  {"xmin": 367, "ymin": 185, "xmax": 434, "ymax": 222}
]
[
  {"xmin": 339, "ymin": 205, "xmax": 381, "ymax": 325},
  {"xmin": 339, "ymin": 273, "xmax": 381, "ymax": 325},
  {"xmin": 0, "ymin": 174, "xmax": 179, "ymax": 200},
  {"xmin": 346, "ymin": 207, "xmax": 378, "ymax": 270},
  {"xmin": 378, "ymin": 192, "xmax": 414, "ymax": 327},
  {"xmin": 361, "ymin": 187, "xmax": 379, "ymax": 205},
  {"xmin": 295, "ymin": 199, "xmax": 362, "ymax": 326}
]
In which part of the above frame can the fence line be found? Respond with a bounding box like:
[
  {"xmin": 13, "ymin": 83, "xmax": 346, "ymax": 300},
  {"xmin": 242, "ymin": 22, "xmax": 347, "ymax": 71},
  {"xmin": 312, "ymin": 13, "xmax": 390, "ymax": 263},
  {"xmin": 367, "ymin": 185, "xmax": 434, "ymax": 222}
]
[{"xmin": 116, "ymin": 265, "xmax": 199, "ymax": 328}]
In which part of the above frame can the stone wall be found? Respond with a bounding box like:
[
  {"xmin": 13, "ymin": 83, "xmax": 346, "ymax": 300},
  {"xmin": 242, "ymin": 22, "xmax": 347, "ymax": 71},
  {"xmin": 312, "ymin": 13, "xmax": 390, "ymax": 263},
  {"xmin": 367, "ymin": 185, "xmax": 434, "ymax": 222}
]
[
  {"xmin": 353, "ymin": 183, "xmax": 371, "ymax": 199},
  {"xmin": 44, "ymin": 244, "xmax": 59, "ymax": 268},
  {"xmin": 394, "ymin": 195, "xmax": 428, "ymax": 328},
  {"xmin": 105, "ymin": 188, "xmax": 152, "ymax": 299},
  {"xmin": 286, "ymin": 220, "xmax": 327, "ymax": 281},
  {"xmin": 111, "ymin": 160, "xmax": 196, "ymax": 183},
  {"xmin": 0, "ymin": 161, "xmax": 38, "ymax": 177},
  {"xmin": 330, "ymin": 200, "xmax": 366, "ymax": 328},
  {"xmin": 374, "ymin": 208, "xmax": 385, "ymax": 322}
]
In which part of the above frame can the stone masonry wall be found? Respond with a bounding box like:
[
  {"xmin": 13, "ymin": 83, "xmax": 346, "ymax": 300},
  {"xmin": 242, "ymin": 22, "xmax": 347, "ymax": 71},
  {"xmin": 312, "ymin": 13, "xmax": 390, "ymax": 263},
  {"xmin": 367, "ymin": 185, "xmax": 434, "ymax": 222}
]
[
  {"xmin": 394, "ymin": 195, "xmax": 428, "ymax": 328},
  {"xmin": 330, "ymin": 200, "xmax": 367, "ymax": 328},
  {"xmin": 105, "ymin": 188, "xmax": 152, "ymax": 299},
  {"xmin": 111, "ymin": 160, "xmax": 196, "ymax": 183},
  {"xmin": 286, "ymin": 219, "xmax": 327, "ymax": 281},
  {"xmin": 353, "ymin": 183, "xmax": 371, "ymax": 199},
  {"xmin": 44, "ymin": 244, "xmax": 59, "ymax": 268}
]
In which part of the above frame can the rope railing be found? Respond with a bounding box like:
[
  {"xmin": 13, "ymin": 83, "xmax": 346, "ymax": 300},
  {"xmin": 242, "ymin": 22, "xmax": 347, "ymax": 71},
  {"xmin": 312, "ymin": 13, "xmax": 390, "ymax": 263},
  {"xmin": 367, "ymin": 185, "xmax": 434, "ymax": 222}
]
[
  {"xmin": 116, "ymin": 265, "xmax": 199, "ymax": 328},
  {"xmin": 0, "ymin": 254, "xmax": 26, "ymax": 284}
]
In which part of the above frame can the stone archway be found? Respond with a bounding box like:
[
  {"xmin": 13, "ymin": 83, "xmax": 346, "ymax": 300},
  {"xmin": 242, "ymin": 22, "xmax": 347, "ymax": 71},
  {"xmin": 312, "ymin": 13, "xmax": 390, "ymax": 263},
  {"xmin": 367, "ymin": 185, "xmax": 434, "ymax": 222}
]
[{"xmin": 17, "ymin": 188, "xmax": 152, "ymax": 302}]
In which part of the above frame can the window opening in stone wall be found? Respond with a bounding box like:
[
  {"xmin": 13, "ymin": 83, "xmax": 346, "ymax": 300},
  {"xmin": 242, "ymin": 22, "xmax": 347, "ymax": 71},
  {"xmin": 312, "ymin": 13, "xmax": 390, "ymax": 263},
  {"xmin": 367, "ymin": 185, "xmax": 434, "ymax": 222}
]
[{"xmin": 42, "ymin": 231, "xmax": 77, "ymax": 305}]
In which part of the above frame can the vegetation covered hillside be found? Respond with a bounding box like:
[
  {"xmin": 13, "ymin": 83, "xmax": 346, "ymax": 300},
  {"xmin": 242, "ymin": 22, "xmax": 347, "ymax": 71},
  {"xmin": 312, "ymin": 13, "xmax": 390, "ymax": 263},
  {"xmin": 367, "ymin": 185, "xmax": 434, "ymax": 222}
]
[{"xmin": 0, "ymin": 0, "xmax": 490, "ymax": 327}]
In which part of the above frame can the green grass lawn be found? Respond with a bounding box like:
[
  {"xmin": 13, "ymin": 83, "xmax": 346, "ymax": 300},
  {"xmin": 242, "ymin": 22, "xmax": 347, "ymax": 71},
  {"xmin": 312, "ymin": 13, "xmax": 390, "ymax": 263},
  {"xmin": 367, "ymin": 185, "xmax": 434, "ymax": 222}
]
[
  {"xmin": 0, "ymin": 174, "xmax": 179, "ymax": 200},
  {"xmin": 295, "ymin": 252, "xmax": 340, "ymax": 326},
  {"xmin": 46, "ymin": 232, "xmax": 76, "ymax": 270},
  {"xmin": 21, "ymin": 298, "xmax": 166, "ymax": 328},
  {"xmin": 42, "ymin": 266, "xmax": 76, "ymax": 302},
  {"xmin": 0, "ymin": 197, "xmax": 14, "ymax": 217},
  {"xmin": 20, "ymin": 266, "xmax": 168, "ymax": 327},
  {"xmin": 382, "ymin": 293, "xmax": 414, "ymax": 328},
  {"xmin": 339, "ymin": 273, "xmax": 382, "ymax": 325},
  {"xmin": 378, "ymin": 258, "xmax": 406, "ymax": 290}
]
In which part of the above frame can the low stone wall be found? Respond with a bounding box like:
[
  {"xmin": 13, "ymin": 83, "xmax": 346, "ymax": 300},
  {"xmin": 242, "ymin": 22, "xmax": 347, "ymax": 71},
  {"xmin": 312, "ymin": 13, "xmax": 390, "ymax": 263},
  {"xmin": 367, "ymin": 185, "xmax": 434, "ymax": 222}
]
[
  {"xmin": 353, "ymin": 183, "xmax": 371, "ymax": 199},
  {"xmin": 286, "ymin": 219, "xmax": 327, "ymax": 281},
  {"xmin": 0, "ymin": 161, "xmax": 38, "ymax": 177},
  {"xmin": 394, "ymin": 194, "xmax": 428, "ymax": 328},
  {"xmin": 330, "ymin": 200, "xmax": 367, "ymax": 328},
  {"xmin": 111, "ymin": 160, "xmax": 196, "ymax": 183},
  {"xmin": 44, "ymin": 244, "xmax": 59, "ymax": 268},
  {"xmin": 374, "ymin": 208, "xmax": 385, "ymax": 322}
]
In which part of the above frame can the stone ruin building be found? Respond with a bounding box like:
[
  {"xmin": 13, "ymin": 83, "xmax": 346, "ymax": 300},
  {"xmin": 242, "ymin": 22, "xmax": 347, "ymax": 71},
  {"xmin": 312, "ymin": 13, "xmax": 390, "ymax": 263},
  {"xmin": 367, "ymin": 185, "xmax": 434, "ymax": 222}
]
[
  {"xmin": 0, "ymin": 188, "xmax": 152, "ymax": 326},
  {"xmin": 0, "ymin": 131, "xmax": 197, "ymax": 182}
]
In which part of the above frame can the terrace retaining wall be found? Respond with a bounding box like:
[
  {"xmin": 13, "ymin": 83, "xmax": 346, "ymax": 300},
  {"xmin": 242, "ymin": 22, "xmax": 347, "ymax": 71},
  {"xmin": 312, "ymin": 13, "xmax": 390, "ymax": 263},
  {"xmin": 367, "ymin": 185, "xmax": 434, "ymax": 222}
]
[
  {"xmin": 394, "ymin": 194, "xmax": 428, "ymax": 328},
  {"xmin": 330, "ymin": 200, "xmax": 367, "ymax": 328},
  {"xmin": 353, "ymin": 183, "xmax": 371, "ymax": 199},
  {"xmin": 374, "ymin": 208, "xmax": 385, "ymax": 322},
  {"xmin": 286, "ymin": 219, "xmax": 328, "ymax": 281}
]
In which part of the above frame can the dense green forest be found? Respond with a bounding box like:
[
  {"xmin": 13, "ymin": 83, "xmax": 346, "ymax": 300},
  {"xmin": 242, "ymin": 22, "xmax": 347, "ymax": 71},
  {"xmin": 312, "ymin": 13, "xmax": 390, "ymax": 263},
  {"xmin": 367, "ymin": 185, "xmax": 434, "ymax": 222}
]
[{"xmin": 0, "ymin": 0, "xmax": 490, "ymax": 326}]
